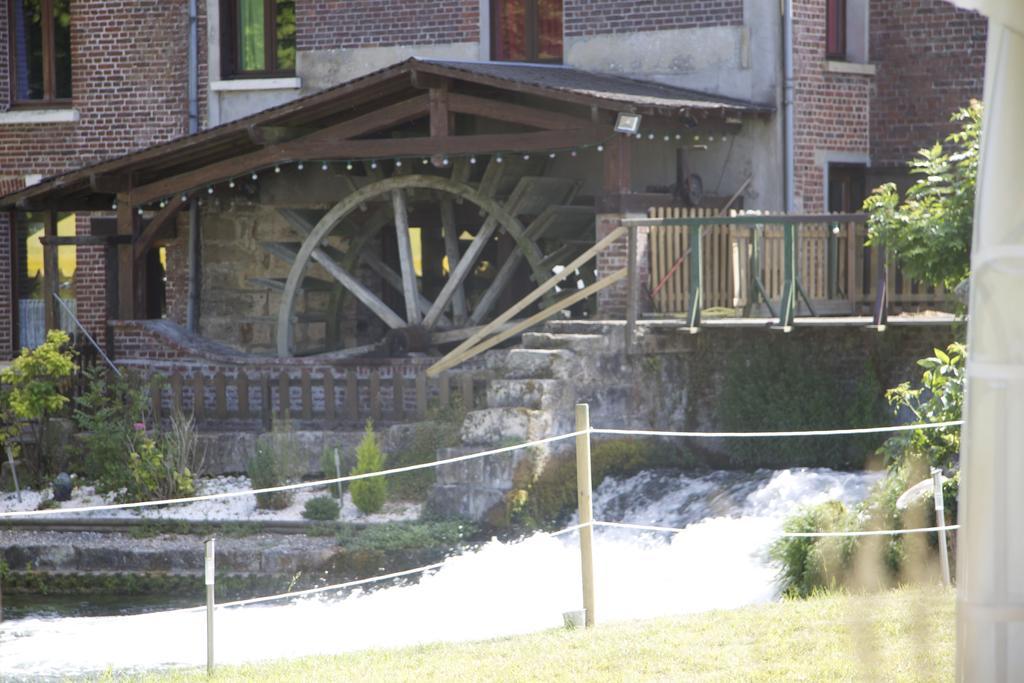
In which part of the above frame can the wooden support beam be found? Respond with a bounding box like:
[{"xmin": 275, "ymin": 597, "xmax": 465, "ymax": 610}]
[
  {"xmin": 116, "ymin": 195, "xmax": 137, "ymax": 320},
  {"xmin": 440, "ymin": 198, "xmax": 468, "ymax": 325},
  {"xmin": 42, "ymin": 211, "xmax": 59, "ymax": 331},
  {"xmin": 429, "ymin": 268, "xmax": 628, "ymax": 377},
  {"xmin": 310, "ymin": 246, "xmax": 406, "ymax": 330},
  {"xmin": 358, "ymin": 250, "xmax": 448, "ymax": 325},
  {"xmin": 133, "ymin": 127, "xmax": 604, "ymax": 206},
  {"xmin": 247, "ymin": 125, "xmax": 319, "ymax": 146},
  {"xmin": 391, "ymin": 189, "xmax": 421, "ymax": 324},
  {"xmin": 40, "ymin": 234, "xmax": 130, "ymax": 246},
  {"xmin": 423, "ymin": 215, "xmax": 499, "ymax": 329},
  {"xmin": 134, "ymin": 198, "xmax": 186, "ymax": 262},
  {"xmin": 432, "ymin": 226, "xmax": 628, "ymax": 376},
  {"xmin": 429, "ymin": 85, "xmax": 451, "ymax": 139},
  {"xmin": 89, "ymin": 173, "xmax": 134, "ymax": 194},
  {"xmin": 447, "ymin": 93, "xmax": 595, "ymax": 131},
  {"xmin": 603, "ymin": 135, "xmax": 632, "ymax": 195}
]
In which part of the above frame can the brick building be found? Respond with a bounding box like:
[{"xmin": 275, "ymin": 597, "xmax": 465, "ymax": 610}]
[{"xmin": 0, "ymin": 0, "xmax": 985, "ymax": 363}]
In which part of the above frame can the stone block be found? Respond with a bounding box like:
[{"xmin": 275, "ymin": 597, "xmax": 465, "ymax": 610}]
[
  {"xmin": 486, "ymin": 378, "xmax": 569, "ymax": 411},
  {"xmin": 458, "ymin": 407, "xmax": 552, "ymax": 445}
]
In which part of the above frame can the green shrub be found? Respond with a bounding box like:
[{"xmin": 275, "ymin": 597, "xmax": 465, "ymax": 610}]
[
  {"xmin": 771, "ymin": 501, "xmax": 857, "ymax": 598},
  {"xmin": 248, "ymin": 425, "xmax": 304, "ymax": 510},
  {"xmin": 719, "ymin": 348, "xmax": 886, "ymax": 469},
  {"xmin": 350, "ymin": 420, "xmax": 387, "ymax": 514},
  {"xmin": 336, "ymin": 521, "xmax": 476, "ymax": 553},
  {"xmin": 73, "ymin": 368, "xmax": 154, "ymax": 493},
  {"xmin": 303, "ymin": 495, "xmax": 341, "ymax": 521},
  {"xmin": 389, "ymin": 411, "xmax": 463, "ymax": 501},
  {"xmin": 0, "ymin": 330, "xmax": 76, "ymax": 482}
]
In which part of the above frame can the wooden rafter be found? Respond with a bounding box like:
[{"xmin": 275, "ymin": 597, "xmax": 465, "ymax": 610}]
[
  {"xmin": 391, "ymin": 189, "xmax": 421, "ymax": 324},
  {"xmin": 446, "ymin": 93, "xmax": 594, "ymax": 131},
  {"xmin": 130, "ymin": 127, "xmax": 605, "ymax": 207},
  {"xmin": 133, "ymin": 197, "xmax": 186, "ymax": 262}
]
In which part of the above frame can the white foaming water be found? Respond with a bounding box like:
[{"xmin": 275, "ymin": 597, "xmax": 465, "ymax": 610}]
[{"xmin": 0, "ymin": 467, "xmax": 881, "ymax": 680}]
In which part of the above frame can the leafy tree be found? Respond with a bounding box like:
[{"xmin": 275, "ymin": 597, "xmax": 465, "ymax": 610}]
[
  {"xmin": 864, "ymin": 101, "xmax": 981, "ymax": 290},
  {"xmin": 350, "ymin": 419, "xmax": 387, "ymax": 514},
  {"xmin": 0, "ymin": 329, "xmax": 76, "ymax": 479}
]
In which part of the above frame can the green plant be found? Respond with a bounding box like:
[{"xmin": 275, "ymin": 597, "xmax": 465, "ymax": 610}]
[
  {"xmin": 880, "ymin": 342, "xmax": 965, "ymax": 471},
  {"xmin": 319, "ymin": 446, "xmax": 345, "ymax": 500},
  {"xmin": 336, "ymin": 521, "xmax": 477, "ymax": 553},
  {"xmin": 159, "ymin": 410, "xmax": 207, "ymax": 487},
  {"xmin": 350, "ymin": 419, "xmax": 387, "ymax": 514},
  {"xmin": 719, "ymin": 349, "xmax": 886, "ymax": 469},
  {"xmin": 303, "ymin": 495, "xmax": 341, "ymax": 521},
  {"xmin": 36, "ymin": 496, "xmax": 61, "ymax": 511},
  {"xmin": 865, "ymin": 101, "xmax": 980, "ymax": 291},
  {"xmin": 389, "ymin": 410, "xmax": 463, "ymax": 501},
  {"xmin": 0, "ymin": 329, "xmax": 76, "ymax": 481},
  {"xmin": 248, "ymin": 424, "xmax": 304, "ymax": 510},
  {"xmin": 73, "ymin": 368, "xmax": 154, "ymax": 493}
]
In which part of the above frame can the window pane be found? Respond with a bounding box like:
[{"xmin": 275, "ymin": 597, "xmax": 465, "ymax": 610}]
[
  {"xmin": 11, "ymin": 0, "xmax": 44, "ymax": 100},
  {"xmin": 53, "ymin": 0, "xmax": 72, "ymax": 98},
  {"xmin": 536, "ymin": 0, "xmax": 562, "ymax": 62},
  {"xmin": 238, "ymin": 0, "xmax": 266, "ymax": 71},
  {"xmin": 494, "ymin": 0, "xmax": 527, "ymax": 61},
  {"xmin": 275, "ymin": 0, "xmax": 296, "ymax": 72}
]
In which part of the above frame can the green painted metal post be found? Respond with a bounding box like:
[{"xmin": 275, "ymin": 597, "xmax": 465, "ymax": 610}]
[
  {"xmin": 778, "ymin": 223, "xmax": 797, "ymax": 329},
  {"xmin": 687, "ymin": 223, "xmax": 702, "ymax": 329}
]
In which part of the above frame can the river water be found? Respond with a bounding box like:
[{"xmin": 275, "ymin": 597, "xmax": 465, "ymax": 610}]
[{"xmin": 0, "ymin": 467, "xmax": 880, "ymax": 679}]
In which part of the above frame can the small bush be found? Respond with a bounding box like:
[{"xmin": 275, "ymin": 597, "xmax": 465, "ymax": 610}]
[
  {"xmin": 350, "ymin": 420, "xmax": 387, "ymax": 514},
  {"xmin": 770, "ymin": 501, "xmax": 857, "ymax": 598},
  {"xmin": 248, "ymin": 425, "xmax": 304, "ymax": 510},
  {"xmin": 389, "ymin": 413, "xmax": 463, "ymax": 501},
  {"xmin": 303, "ymin": 495, "xmax": 341, "ymax": 521},
  {"xmin": 336, "ymin": 521, "xmax": 476, "ymax": 553}
]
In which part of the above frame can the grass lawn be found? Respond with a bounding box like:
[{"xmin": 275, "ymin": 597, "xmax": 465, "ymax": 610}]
[{"xmin": 135, "ymin": 586, "xmax": 954, "ymax": 682}]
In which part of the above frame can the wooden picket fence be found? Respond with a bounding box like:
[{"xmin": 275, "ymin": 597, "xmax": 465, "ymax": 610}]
[
  {"xmin": 646, "ymin": 208, "xmax": 946, "ymax": 316},
  {"xmin": 146, "ymin": 365, "xmax": 480, "ymax": 429}
]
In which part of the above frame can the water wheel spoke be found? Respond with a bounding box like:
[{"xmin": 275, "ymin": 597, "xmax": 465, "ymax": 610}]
[
  {"xmin": 359, "ymin": 250, "xmax": 450, "ymax": 326},
  {"xmin": 311, "ymin": 247, "xmax": 405, "ymax": 330},
  {"xmin": 441, "ymin": 197, "xmax": 468, "ymax": 325},
  {"xmin": 423, "ymin": 215, "xmax": 499, "ymax": 329},
  {"xmin": 391, "ymin": 189, "xmax": 421, "ymax": 324}
]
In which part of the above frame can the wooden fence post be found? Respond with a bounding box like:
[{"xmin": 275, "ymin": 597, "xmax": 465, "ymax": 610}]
[{"xmin": 575, "ymin": 403, "xmax": 596, "ymax": 627}]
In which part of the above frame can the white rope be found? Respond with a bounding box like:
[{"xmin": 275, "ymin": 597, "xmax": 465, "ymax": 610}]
[
  {"xmin": 592, "ymin": 519, "xmax": 960, "ymax": 538},
  {"xmin": 0, "ymin": 430, "xmax": 585, "ymax": 519},
  {"xmin": 591, "ymin": 419, "xmax": 963, "ymax": 439},
  {"xmin": 153, "ymin": 522, "xmax": 588, "ymax": 614}
]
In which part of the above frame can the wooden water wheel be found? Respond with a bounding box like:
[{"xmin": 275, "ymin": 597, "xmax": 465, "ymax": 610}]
[{"xmin": 263, "ymin": 157, "xmax": 596, "ymax": 357}]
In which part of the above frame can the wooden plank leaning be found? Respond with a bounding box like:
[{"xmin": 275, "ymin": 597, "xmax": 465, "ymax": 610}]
[{"xmin": 426, "ymin": 226, "xmax": 627, "ymax": 377}]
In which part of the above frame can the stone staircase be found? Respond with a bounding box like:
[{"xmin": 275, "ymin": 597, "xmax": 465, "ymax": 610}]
[{"xmin": 426, "ymin": 327, "xmax": 617, "ymax": 521}]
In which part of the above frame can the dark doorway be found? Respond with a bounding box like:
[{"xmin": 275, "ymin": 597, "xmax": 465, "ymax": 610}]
[{"xmin": 828, "ymin": 163, "xmax": 866, "ymax": 213}]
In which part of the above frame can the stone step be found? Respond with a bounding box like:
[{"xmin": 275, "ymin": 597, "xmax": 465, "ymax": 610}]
[
  {"xmin": 502, "ymin": 348, "xmax": 575, "ymax": 379},
  {"xmin": 458, "ymin": 407, "xmax": 553, "ymax": 445},
  {"xmin": 486, "ymin": 378, "xmax": 568, "ymax": 411},
  {"xmin": 521, "ymin": 332, "xmax": 608, "ymax": 353},
  {"xmin": 424, "ymin": 484, "xmax": 507, "ymax": 522},
  {"xmin": 433, "ymin": 445, "xmax": 529, "ymax": 489}
]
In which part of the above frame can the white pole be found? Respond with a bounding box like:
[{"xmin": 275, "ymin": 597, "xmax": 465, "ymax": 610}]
[
  {"xmin": 575, "ymin": 403, "xmax": 595, "ymax": 627},
  {"xmin": 205, "ymin": 537, "xmax": 215, "ymax": 676},
  {"xmin": 333, "ymin": 448, "xmax": 344, "ymax": 505},
  {"xmin": 932, "ymin": 468, "xmax": 951, "ymax": 587},
  {"xmin": 948, "ymin": 3, "xmax": 1024, "ymax": 680}
]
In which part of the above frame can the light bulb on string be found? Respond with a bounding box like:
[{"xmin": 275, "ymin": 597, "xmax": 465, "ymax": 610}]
[
  {"xmin": 112, "ymin": 202, "xmax": 118, "ymax": 210},
  {"xmin": 370, "ymin": 160, "xmax": 378, "ymax": 169},
  {"xmin": 442, "ymin": 157, "xmax": 449, "ymax": 166},
  {"xmin": 596, "ymin": 144, "xmax": 604, "ymax": 152},
  {"xmin": 470, "ymin": 156, "xmax": 477, "ymax": 164},
  {"xmin": 522, "ymin": 153, "xmax": 530, "ymax": 160},
  {"xmin": 321, "ymin": 162, "xmax": 328, "ymax": 171},
  {"xmin": 549, "ymin": 152, "xmax": 556, "ymax": 159},
  {"xmin": 228, "ymin": 179, "xmax": 236, "ymax": 189},
  {"xmin": 208, "ymin": 187, "xmax": 214, "ymax": 194},
  {"xmin": 571, "ymin": 150, "xmax": 577, "ymax": 157},
  {"xmin": 675, "ymin": 134, "xmax": 682, "ymax": 140},
  {"xmin": 395, "ymin": 159, "xmax": 402, "ymax": 167},
  {"xmin": 181, "ymin": 194, "xmax": 188, "ymax": 202},
  {"xmin": 663, "ymin": 135, "xmax": 670, "ymax": 142},
  {"xmin": 297, "ymin": 162, "xmax": 304, "ymax": 171},
  {"xmin": 648, "ymin": 133, "xmax": 655, "ymax": 140},
  {"xmin": 346, "ymin": 162, "xmax": 353, "ymax": 171},
  {"xmin": 496, "ymin": 155, "xmax": 503, "ymax": 164},
  {"xmin": 634, "ymin": 133, "xmax": 642, "ymax": 139},
  {"xmin": 251, "ymin": 172, "xmax": 258, "ymax": 180},
  {"xmin": 274, "ymin": 165, "xmax": 281, "ymax": 174},
  {"xmin": 137, "ymin": 208, "xmax": 144, "ymax": 216}
]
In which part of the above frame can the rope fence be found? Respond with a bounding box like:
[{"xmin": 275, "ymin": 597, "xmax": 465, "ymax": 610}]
[{"xmin": 0, "ymin": 408, "xmax": 963, "ymax": 674}]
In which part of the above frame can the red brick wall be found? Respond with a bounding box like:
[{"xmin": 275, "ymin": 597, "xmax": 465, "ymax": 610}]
[
  {"xmin": 0, "ymin": 0, "xmax": 208, "ymax": 359},
  {"xmin": 0, "ymin": 212, "xmax": 11, "ymax": 358},
  {"xmin": 297, "ymin": 0, "xmax": 479, "ymax": 50},
  {"xmin": 791, "ymin": 0, "xmax": 871, "ymax": 213},
  {"xmin": 870, "ymin": 0, "xmax": 985, "ymax": 171},
  {"xmin": 564, "ymin": 0, "xmax": 743, "ymax": 36}
]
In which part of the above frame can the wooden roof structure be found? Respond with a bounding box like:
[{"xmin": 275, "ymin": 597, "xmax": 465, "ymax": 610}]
[{"xmin": 0, "ymin": 58, "xmax": 771, "ymax": 213}]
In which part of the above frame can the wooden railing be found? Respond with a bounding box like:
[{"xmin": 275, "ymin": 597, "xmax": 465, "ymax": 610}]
[
  {"xmin": 638, "ymin": 209, "xmax": 947, "ymax": 328},
  {"xmin": 144, "ymin": 366, "xmax": 480, "ymax": 429}
]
